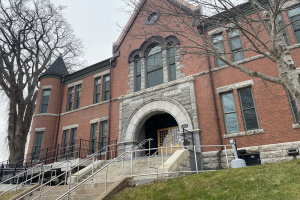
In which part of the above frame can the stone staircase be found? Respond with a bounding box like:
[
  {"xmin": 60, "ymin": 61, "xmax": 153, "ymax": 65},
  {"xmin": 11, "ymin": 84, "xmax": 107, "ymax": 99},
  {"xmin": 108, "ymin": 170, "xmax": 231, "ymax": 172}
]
[
  {"xmin": 85, "ymin": 155, "xmax": 172, "ymax": 183},
  {"xmin": 24, "ymin": 183, "xmax": 113, "ymax": 200},
  {"xmin": 22, "ymin": 155, "xmax": 172, "ymax": 200}
]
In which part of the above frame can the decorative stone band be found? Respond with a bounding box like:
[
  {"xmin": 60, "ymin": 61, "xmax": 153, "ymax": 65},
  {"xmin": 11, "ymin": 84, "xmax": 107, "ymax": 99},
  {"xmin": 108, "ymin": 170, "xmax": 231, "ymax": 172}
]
[
  {"xmin": 94, "ymin": 69, "xmax": 110, "ymax": 78},
  {"xmin": 35, "ymin": 128, "xmax": 46, "ymax": 132},
  {"xmin": 33, "ymin": 113, "xmax": 59, "ymax": 118},
  {"xmin": 216, "ymin": 79, "xmax": 254, "ymax": 93},
  {"xmin": 120, "ymin": 76, "xmax": 194, "ymax": 101},
  {"xmin": 68, "ymin": 80, "xmax": 83, "ymax": 88},
  {"xmin": 224, "ymin": 129, "xmax": 264, "ymax": 138},
  {"xmin": 297, "ymin": 68, "xmax": 300, "ymax": 74},
  {"xmin": 90, "ymin": 116, "xmax": 109, "ymax": 124},
  {"xmin": 62, "ymin": 124, "xmax": 78, "ymax": 131},
  {"xmin": 292, "ymin": 123, "xmax": 300, "ymax": 129},
  {"xmin": 42, "ymin": 85, "xmax": 52, "ymax": 89}
]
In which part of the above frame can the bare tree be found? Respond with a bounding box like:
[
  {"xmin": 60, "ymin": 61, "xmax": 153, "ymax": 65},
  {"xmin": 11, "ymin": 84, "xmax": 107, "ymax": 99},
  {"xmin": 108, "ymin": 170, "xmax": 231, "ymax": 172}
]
[
  {"xmin": 123, "ymin": 0, "xmax": 300, "ymax": 121},
  {"xmin": 0, "ymin": 0, "xmax": 83, "ymax": 162}
]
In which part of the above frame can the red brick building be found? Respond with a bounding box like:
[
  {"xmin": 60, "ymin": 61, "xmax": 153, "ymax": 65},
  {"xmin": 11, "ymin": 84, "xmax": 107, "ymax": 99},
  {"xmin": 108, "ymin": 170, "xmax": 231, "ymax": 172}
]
[{"xmin": 27, "ymin": 0, "xmax": 300, "ymax": 169}]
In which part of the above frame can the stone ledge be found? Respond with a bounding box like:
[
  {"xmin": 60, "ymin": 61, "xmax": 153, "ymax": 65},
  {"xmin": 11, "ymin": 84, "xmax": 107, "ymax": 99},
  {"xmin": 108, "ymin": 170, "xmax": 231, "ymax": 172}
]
[
  {"xmin": 292, "ymin": 123, "xmax": 300, "ymax": 129},
  {"xmin": 224, "ymin": 129, "xmax": 264, "ymax": 138},
  {"xmin": 33, "ymin": 113, "xmax": 59, "ymax": 118}
]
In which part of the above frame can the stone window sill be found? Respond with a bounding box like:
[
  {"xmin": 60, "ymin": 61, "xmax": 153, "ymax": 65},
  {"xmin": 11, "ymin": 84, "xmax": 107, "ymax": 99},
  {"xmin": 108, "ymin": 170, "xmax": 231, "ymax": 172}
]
[
  {"xmin": 292, "ymin": 124, "xmax": 300, "ymax": 129},
  {"xmin": 224, "ymin": 129, "xmax": 264, "ymax": 138}
]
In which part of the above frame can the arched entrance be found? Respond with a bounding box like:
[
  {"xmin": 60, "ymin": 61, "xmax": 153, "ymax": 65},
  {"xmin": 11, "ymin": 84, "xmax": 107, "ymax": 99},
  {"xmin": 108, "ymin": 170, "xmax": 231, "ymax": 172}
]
[
  {"xmin": 137, "ymin": 113, "xmax": 178, "ymax": 155},
  {"xmin": 121, "ymin": 99, "xmax": 195, "ymax": 155}
]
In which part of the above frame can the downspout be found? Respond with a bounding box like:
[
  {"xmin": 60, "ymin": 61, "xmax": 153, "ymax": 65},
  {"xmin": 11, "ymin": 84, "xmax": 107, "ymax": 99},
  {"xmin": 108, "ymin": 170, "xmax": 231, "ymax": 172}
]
[
  {"xmin": 54, "ymin": 75, "xmax": 64, "ymax": 147},
  {"xmin": 106, "ymin": 59, "xmax": 113, "ymax": 154},
  {"xmin": 202, "ymin": 24, "xmax": 223, "ymax": 169}
]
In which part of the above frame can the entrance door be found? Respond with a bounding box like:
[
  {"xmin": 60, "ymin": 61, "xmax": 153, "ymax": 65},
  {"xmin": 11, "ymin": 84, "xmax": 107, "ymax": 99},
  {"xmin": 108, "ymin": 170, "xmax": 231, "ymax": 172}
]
[{"xmin": 157, "ymin": 126, "xmax": 181, "ymax": 155}]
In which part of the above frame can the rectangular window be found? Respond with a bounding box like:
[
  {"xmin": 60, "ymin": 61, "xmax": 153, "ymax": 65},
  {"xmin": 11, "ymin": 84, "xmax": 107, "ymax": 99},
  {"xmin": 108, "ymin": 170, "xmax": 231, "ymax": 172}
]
[
  {"xmin": 212, "ymin": 33, "xmax": 226, "ymax": 67},
  {"xmin": 32, "ymin": 131, "xmax": 44, "ymax": 160},
  {"xmin": 74, "ymin": 84, "xmax": 81, "ymax": 110},
  {"xmin": 168, "ymin": 47, "xmax": 176, "ymax": 81},
  {"xmin": 103, "ymin": 75, "xmax": 110, "ymax": 101},
  {"xmin": 69, "ymin": 128, "xmax": 77, "ymax": 157},
  {"xmin": 238, "ymin": 87, "xmax": 259, "ymax": 131},
  {"xmin": 61, "ymin": 130, "xmax": 69, "ymax": 159},
  {"xmin": 135, "ymin": 60, "xmax": 141, "ymax": 92},
  {"xmin": 40, "ymin": 89, "xmax": 51, "ymax": 113},
  {"xmin": 94, "ymin": 77, "xmax": 101, "ymax": 103},
  {"xmin": 99, "ymin": 121, "xmax": 107, "ymax": 152},
  {"xmin": 220, "ymin": 92, "xmax": 239, "ymax": 134},
  {"xmin": 227, "ymin": 30, "xmax": 244, "ymax": 62},
  {"xmin": 278, "ymin": 14, "xmax": 291, "ymax": 46},
  {"xmin": 287, "ymin": 90, "xmax": 299, "ymax": 123},
  {"xmin": 89, "ymin": 123, "xmax": 98, "ymax": 154},
  {"xmin": 288, "ymin": 6, "xmax": 300, "ymax": 43},
  {"xmin": 66, "ymin": 87, "xmax": 74, "ymax": 111},
  {"xmin": 146, "ymin": 46, "xmax": 163, "ymax": 88}
]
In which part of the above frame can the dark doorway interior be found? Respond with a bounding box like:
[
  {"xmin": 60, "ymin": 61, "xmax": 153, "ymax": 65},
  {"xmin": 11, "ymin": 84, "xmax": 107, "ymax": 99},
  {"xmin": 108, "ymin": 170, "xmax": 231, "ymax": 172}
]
[{"xmin": 144, "ymin": 114, "xmax": 177, "ymax": 155}]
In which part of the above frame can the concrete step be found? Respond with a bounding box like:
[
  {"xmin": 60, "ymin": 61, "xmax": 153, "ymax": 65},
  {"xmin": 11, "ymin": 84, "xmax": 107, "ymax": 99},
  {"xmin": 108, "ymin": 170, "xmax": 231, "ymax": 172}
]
[
  {"xmin": 33, "ymin": 186, "xmax": 106, "ymax": 197},
  {"xmin": 28, "ymin": 193, "xmax": 101, "ymax": 200}
]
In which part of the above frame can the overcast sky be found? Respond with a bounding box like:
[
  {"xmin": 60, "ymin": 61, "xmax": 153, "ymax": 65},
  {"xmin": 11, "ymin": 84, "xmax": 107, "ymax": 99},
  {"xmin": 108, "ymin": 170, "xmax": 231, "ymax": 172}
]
[{"xmin": 0, "ymin": 0, "xmax": 131, "ymax": 161}]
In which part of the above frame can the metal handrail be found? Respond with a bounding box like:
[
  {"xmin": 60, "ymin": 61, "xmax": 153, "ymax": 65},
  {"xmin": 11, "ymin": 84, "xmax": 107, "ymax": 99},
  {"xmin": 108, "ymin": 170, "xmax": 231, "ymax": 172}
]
[
  {"xmin": 121, "ymin": 152, "xmax": 150, "ymax": 176},
  {"xmin": 0, "ymin": 150, "xmax": 86, "ymax": 199},
  {"xmin": 16, "ymin": 142, "xmax": 118, "ymax": 200},
  {"xmin": 56, "ymin": 138, "xmax": 153, "ymax": 200},
  {"xmin": 124, "ymin": 135, "xmax": 177, "ymax": 174},
  {"xmin": 0, "ymin": 163, "xmax": 43, "ymax": 185}
]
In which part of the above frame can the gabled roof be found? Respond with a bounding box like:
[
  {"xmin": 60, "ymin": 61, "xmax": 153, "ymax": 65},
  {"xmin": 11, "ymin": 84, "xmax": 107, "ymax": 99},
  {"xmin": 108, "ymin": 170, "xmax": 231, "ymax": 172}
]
[
  {"xmin": 42, "ymin": 56, "xmax": 69, "ymax": 76},
  {"xmin": 113, "ymin": 0, "xmax": 201, "ymax": 54}
]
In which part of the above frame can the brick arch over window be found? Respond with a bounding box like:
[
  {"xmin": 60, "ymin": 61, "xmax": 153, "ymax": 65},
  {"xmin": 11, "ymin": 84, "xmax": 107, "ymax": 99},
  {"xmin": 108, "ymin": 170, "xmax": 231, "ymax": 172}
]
[
  {"xmin": 123, "ymin": 98, "xmax": 193, "ymax": 142},
  {"xmin": 128, "ymin": 35, "xmax": 180, "ymax": 63}
]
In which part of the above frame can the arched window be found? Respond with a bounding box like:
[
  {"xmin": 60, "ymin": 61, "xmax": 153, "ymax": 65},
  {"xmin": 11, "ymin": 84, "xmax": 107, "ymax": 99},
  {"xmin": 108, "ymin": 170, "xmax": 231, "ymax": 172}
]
[
  {"xmin": 146, "ymin": 45, "xmax": 163, "ymax": 88},
  {"xmin": 134, "ymin": 55, "xmax": 141, "ymax": 92},
  {"xmin": 167, "ymin": 43, "xmax": 176, "ymax": 81}
]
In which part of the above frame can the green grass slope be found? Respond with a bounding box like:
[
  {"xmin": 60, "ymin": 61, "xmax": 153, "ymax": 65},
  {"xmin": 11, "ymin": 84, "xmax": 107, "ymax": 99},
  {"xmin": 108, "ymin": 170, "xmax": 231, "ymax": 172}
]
[{"xmin": 111, "ymin": 159, "xmax": 300, "ymax": 200}]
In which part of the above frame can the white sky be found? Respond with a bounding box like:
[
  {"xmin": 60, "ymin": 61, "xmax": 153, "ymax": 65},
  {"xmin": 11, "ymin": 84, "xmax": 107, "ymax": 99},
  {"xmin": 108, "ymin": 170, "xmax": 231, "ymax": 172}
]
[{"xmin": 0, "ymin": 0, "xmax": 131, "ymax": 162}]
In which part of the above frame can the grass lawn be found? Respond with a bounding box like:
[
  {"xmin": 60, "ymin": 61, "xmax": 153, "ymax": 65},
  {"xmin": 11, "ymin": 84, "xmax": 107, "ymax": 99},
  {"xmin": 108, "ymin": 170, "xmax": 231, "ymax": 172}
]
[
  {"xmin": 111, "ymin": 159, "xmax": 300, "ymax": 200},
  {"xmin": 0, "ymin": 190, "xmax": 22, "ymax": 200}
]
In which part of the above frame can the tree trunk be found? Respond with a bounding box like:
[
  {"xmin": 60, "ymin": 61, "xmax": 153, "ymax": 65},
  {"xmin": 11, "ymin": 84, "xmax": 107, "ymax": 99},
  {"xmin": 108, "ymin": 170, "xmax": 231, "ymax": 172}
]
[{"xmin": 7, "ymin": 95, "xmax": 35, "ymax": 165}]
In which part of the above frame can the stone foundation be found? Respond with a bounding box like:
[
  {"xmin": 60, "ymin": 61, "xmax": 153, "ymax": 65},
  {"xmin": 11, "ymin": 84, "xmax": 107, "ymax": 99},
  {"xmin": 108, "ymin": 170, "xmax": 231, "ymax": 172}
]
[{"xmin": 201, "ymin": 141, "xmax": 300, "ymax": 170}]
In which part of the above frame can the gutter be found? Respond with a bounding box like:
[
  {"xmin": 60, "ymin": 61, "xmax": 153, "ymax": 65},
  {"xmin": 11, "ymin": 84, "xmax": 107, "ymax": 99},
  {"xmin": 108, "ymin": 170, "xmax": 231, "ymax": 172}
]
[{"xmin": 201, "ymin": 24, "xmax": 223, "ymax": 169}]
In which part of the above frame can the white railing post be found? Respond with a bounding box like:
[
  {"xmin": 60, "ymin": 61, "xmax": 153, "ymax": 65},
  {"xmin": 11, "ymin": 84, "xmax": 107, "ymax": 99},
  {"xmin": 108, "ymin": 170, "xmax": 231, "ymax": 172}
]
[
  {"xmin": 64, "ymin": 162, "xmax": 68, "ymax": 185},
  {"xmin": 148, "ymin": 139, "xmax": 151, "ymax": 167},
  {"xmin": 105, "ymin": 166, "xmax": 108, "ymax": 193},
  {"xmin": 162, "ymin": 148, "xmax": 164, "ymax": 178},
  {"xmin": 131, "ymin": 151, "xmax": 133, "ymax": 178},
  {"xmin": 225, "ymin": 145, "xmax": 229, "ymax": 169},
  {"xmin": 193, "ymin": 146, "xmax": 198, "ymax": 174},
  {"xmin": 92, "ymin": 154, "xmax": 95, "ymax": 175}
]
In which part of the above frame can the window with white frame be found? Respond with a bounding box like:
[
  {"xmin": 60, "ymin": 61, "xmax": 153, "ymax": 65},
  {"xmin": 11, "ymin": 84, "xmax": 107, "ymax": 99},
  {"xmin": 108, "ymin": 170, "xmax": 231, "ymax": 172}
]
[
  {"xmin": 134, "ymin": 56, "xmax": 141, "ymax": 92},
  {"xmin": 227, "ymin": 30, "xmax": 244, "ymax": 62},
  {"xmin": 212, "ymin": 33, "xmax": 226, "ymax": 67},
  {"xmin": 32, "ymin": 131, "xmax": 44, "ymax": 160},
  {"xmin": 220, "ymin": 87, "xmax": 259, "ymax": 134},
  {"xmin": 40, "ymin": 89, "xmax": 51, "ymax": 113},
  {"xmin": 146, "ymin": 45, "xmax": 164, "ymax": 88},
  {"xmin": 167, "ymin": 45, "xmax": 176, "ymax": 81}
]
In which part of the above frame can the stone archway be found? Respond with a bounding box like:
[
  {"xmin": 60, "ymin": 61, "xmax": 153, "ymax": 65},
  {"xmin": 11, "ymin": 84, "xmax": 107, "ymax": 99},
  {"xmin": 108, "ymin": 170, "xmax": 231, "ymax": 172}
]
[{"xmin": 123, "ymin": 99, "xmax": 193, "ymax": 142}]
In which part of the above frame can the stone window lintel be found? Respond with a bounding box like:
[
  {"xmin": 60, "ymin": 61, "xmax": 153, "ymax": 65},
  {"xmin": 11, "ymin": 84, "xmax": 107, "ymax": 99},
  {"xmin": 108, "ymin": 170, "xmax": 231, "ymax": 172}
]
[{"xmin": 224, "ymin": 129, "xmax": 264, "ymax": 138}]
